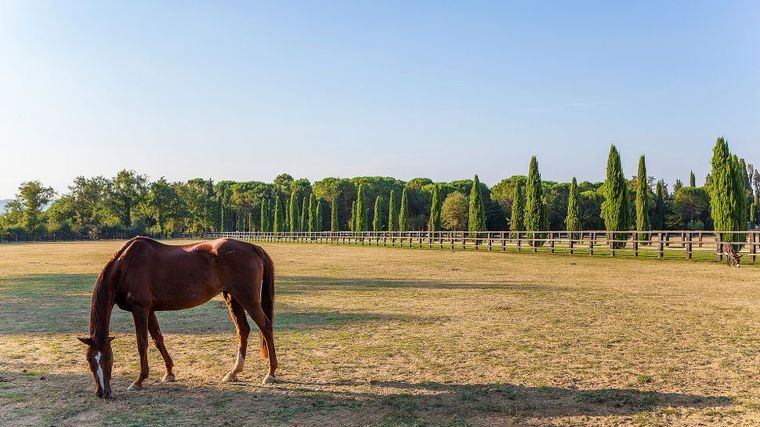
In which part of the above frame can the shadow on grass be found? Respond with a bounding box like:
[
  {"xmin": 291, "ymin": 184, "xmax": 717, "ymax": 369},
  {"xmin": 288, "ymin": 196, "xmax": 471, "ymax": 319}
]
[
  {"xmin": 1, "ymin": 274, "xmax": 462, "ymax": 335},
  {"xmin": 0, "ymin": 371, "xmax": 734, "ymax": 425}
]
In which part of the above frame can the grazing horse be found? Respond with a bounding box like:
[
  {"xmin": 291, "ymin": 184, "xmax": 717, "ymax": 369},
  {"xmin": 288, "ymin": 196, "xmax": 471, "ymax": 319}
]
[
  {"xmin": 78, "ymin": 237, "xmax": 277, "ymax": 398},
  {"xmin": 722, "ymin": 243, "xmax": 743, "ymax": 268}
]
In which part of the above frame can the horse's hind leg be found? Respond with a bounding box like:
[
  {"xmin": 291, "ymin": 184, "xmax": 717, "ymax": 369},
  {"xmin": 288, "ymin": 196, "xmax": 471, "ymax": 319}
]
[
  {"xmin": 148, "ymin": 311, "xmax": 175, "ymax": 383},
  {"xmin": 238, "ymin": 300, "xmax": 277, "ymax": 385},
  {"xmin": 222, "ymin": 292, "xmax": 251, "ymax": 383}
]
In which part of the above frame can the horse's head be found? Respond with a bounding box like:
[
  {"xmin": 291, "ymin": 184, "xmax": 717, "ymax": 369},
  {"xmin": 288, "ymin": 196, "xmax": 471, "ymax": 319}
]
[
  {"xmin": 78, "ymin": 336, "xmax": 115, "ymax": 398},
  {"xmin": 733, "ymin": 253, "xmax": 743, "ymax": 268}
]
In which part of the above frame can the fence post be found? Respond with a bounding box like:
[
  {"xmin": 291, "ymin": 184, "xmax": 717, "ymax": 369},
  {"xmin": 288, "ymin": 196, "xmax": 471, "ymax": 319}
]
[
  {"xmin": 633, "ymin": 232, "xmax": 638, "ymax": 257},
  {"xmin": 517, "ymin": 233, "xmax": 522, "ymax": 252},
  {"xmin": 686, "ymin": 232, "xmax": 693, "ymax": 260},
  {"xmin": 610, "ymin": 231, "xmax": 616, "ymax": 257},
  {"xmin": 569, "ymin": 232, "xmax": 574, "ymax": 255},
  {"xmin": 751, "ymin": 232, "xmax": 757, "ymax": 263},
  {"xmin": 716, "ymin": 233, "xmax": 723, "ymax": 261},
  {"xmin": 589, "ymin": 232, "xmax": 595, "ymax": 255},
  {"xmin": 549, "ymin": 232, "xmax": 555, "ymax": 254},
  {"xmin": 658, "ymin": 232, "xmax": 664, "ymax": 259},
  {"xmin": 501, "ymin": 231, "xmax": 506, "ymax": 251}
]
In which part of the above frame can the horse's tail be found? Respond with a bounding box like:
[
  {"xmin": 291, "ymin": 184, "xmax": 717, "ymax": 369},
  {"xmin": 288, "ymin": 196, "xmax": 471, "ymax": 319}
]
[{"xmin": 251, "ymin": 244, "xmax": 275, "ymax": 359}]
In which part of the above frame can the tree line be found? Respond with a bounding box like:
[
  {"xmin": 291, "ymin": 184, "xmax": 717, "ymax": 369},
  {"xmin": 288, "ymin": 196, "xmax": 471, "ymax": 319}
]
[{"xmin": 1, "ymin": 138, "xmax": 758, "ymax": 241}]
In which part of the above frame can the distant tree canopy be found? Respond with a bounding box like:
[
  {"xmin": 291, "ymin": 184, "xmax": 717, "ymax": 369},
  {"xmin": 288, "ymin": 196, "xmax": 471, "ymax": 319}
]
[{"xmin": 1, "ymin": 139, "xmax": 755, "ymax": 240}]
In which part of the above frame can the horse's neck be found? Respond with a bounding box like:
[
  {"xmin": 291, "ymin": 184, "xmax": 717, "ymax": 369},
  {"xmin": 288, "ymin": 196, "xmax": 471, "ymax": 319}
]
[{"xmin": 90, "ymin": 278, "xmax": 115, "ymax": 343}]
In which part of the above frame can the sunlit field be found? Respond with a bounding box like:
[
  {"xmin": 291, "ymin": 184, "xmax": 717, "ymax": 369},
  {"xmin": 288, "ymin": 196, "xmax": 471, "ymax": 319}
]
[{"xmin": 2, "ymin": 240, "xmax": 760, "ymax": 426}]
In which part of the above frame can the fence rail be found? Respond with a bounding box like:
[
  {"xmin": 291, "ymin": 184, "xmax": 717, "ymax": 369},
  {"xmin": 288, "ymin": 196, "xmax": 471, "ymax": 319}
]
[{"xmin": 206, "ymin": 230, "xmax": 760, "ymax": 263}]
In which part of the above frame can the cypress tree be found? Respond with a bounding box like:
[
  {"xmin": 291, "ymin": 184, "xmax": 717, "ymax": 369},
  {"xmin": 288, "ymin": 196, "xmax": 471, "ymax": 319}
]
[
  {"xmin": 330, "ymin": 198, "xmax": 339, "ymax": 232},
  {"xmin": 372, "ymin": 196, "xmax": 384, "ymax": 232},
  {"xmin": 730, "ymin": 154, "xmax": 748, "ymax": 242},
  {"xmin": 300, "ymin": 194, "xmax": 308, "ymax": 232},
  {"xmin": 399, "ymin": 188, "xmax": 409, "ymax": 231},
  {"xmin": 709, "ymin": 137, "xmax": 748, "ymax": 243},
  {"xmin": 750, "ymin": 200, "xmax": 757, "ymax": 227},
  {"xmin": 315, "ymin": 198, "xmax": 323, "ymax": 232},
  {"xmin": 524, "ymin": 156, "xmax": 546, "ymax": 245},
  {"xmin": 603, "ymin": 145, "xmax": 630, "ymax": 248},
  {"xmin": 248, "ymin": 212, "xmax": 254, "ymax": 232},
  {"xmin": 355, "ymin": 184, "xmax": 367, "ymax": 232},
  {"xmin": 566, "ymin": 177, "xmax": 581, "ymax": 233},
  {"xmin": 349, "ymin": 200, "xmax": 356, "ymax": 232},
  {"xmin": 273, "ymin": 197, "xmax": 284, "ymax": 232},
  {"xmin": 654, "ymin": 180, "xmax": 666, "ymax": 230},
  {"xmin": 289, "ymin": 190, "xmax": 300, "ymax": 232},
  {"xmin": 635, "ymin": 155, "xmax": 650, "ymax": 241},
  {"xmin": 429, "ymin": 185, "xmax": 441, "ymax": 232},
  {"xmin": 307, "ymin": 193, "xmax": 316, "ymax": 233},
  {"xmin": 740, "ymin": 158, "xmax": 750, "ymax": 190},
  {"xmin": 510, "ymin": 184, "xmax": 524, "ymax": 236},
  {"xmin": 259, "ymin": 198, "xmax": 269, "ymax": 232},
  {"xmin": 387, "ymin": 190, "xmax": 397, "ymax": 232},
  {"xmin": 689, "ymin": 171, "xmax": 696, "ymax": 187},
  {"xmin": 468, "ymin": 175, "xmax": 486, "ymax": 232}
]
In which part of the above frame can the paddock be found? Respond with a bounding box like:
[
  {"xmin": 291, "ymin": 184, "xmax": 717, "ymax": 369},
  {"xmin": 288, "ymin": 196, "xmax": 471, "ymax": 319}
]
[{"xmin": 1, "ymin": 240, "xmax": 759, "ymax": 425}]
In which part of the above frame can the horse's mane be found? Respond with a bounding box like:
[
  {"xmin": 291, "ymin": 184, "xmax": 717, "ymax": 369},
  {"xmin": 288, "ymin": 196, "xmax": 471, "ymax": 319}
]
[{"xmin": 88, "ymin": 237, "xmax": 152, "ymax": 341}]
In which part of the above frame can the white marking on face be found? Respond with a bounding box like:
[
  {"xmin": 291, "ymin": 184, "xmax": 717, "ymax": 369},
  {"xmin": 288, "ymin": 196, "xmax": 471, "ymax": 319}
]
[{"xmin": 95, "ymin": 352, "xmax": 105, "ymax": 390}]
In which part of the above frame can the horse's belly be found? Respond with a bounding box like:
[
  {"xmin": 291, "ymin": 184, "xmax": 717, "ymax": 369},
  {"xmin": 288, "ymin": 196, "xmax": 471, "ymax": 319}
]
[{"xmin": 150, "ymin": 285, "xmax": 220, "ymax": 310}]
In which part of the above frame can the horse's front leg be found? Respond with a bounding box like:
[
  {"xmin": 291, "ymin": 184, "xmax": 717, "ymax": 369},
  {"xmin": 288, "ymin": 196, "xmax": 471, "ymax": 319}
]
[
  {"xmin": 149, "ymin": 311, "xmax": 175, "ymax": 383},
  {"xmin": 128, "ymin": 306, "xmax": 150, "ymax": 391}
]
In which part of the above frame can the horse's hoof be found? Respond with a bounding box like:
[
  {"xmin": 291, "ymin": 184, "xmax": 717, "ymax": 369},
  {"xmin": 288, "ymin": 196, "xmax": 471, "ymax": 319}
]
[
  {"xmin": 127, "ymin": 382, "xmax": 143, "ymax": 391},
  {"xmin": 261, "ymin": 374, "xmax": 275, "ymax": 385},
  {"xmin": 221, "ymin": 373, "xmax": 238, "ymax": 383},
  {"xmin": 162, "ymin": 373, "xmax": 175, "ymax": 383}
]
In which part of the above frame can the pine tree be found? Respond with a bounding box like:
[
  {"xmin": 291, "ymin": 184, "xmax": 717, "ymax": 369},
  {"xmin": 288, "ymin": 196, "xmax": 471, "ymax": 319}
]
[
  {"xmin": 654, "ymin": 180, "xmax": 666, "ymax": 230},
  {"xmin": 288, "ymin": 190, "xmax": 300, "ymax": 232},
  {"xmin": 524, "ymin": 156, "xmax": 546, "ymax": 245},
  {"xmin": 635, "ymin": 155, "xmax": 650, "ymax": 241},
  {"xmin": 399, "ymin": 188, "xmax": 409, "ymax": 231},
  {"xmin": 273, "ymin": 196, "xmax": 284, "ymax": 232},
  {"xmin": 603, "ymin": 145, "xmax": 630, "ymax": 248},
  {"xmin": 468, "ymin": 175, "xmax": 486, "ymax": 232},
  {"xmin": 673, "ymin": 179, "xmax": 684, "ymax": 193},
  {"xmin": 429, "ymin": 185, "xmax": 441, "ymax": 232},
  {"xmin": 330, "ymin": 198, "xmax": 339, "ymax": 232},
  {"xmin": 355, "ymin": 184, "xmax": 367, "ymax": 232},
  {"xmin": 300, "ymin": 194, "xmax": 308, "ymax": 232},
  {"xmin": 689, "ymin": 171, "xmax": 696, "ymax": 187},
  {"xmin": 387, "ymin": 190, "xmax": 397, "ymax": 232},
  {"xmin": 372, "ymin": 196, "xmax": 384, "ymax": 232},
  {"xmin": 315, "ymin": 198, "xmax": 323, "ymax": 232},
  {"xmin": 566, "ymin": 177, "xmax": 581, "ymax": 233},
  {"xmin": 510, "ymin": 184, "xmax": 524, "ymax": 236}
]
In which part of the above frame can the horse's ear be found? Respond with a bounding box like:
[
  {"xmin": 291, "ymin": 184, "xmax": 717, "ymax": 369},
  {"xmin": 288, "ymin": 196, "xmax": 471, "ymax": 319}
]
[
  {"xmin": 108, "ymin": 336, "xmax": 116, "ymax": 342},
  {"xmin": 78, "ymin": 337, "xmax": 93, "ymax": 345}
]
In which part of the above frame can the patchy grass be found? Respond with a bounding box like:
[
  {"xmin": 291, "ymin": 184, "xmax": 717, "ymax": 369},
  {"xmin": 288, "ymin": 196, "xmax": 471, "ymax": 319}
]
[{"xmin": 0, "ymin": 240, "xmax": 759, "ymax": 425}]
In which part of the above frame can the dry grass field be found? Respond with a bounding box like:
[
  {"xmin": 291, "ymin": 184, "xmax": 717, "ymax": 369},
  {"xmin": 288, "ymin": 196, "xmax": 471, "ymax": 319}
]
[{"xmin": 2, "ymin": 240, "xmax": 760, "ymax": 426}]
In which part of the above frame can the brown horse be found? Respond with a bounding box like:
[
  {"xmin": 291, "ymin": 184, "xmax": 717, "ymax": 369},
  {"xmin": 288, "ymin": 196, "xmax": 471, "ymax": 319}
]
[
  {"xmin": 78, "ymin": 237, "xmax": 277, "ymax": 398},
  {"xmin": 722, "ymin": 243, "xmax": 743, "ymax": 268}
]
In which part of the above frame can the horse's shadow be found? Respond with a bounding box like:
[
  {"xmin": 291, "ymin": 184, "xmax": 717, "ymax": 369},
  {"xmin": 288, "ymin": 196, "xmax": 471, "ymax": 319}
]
[{"xmin": 0, "ymin": 370, "xmax": 734, "ymax": 424}]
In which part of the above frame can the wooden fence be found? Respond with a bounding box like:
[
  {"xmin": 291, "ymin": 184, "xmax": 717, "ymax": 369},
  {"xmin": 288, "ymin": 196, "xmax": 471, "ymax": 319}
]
[{"xmin": 206, "ymin": 230, "xmax": 760, "ymax": 263}]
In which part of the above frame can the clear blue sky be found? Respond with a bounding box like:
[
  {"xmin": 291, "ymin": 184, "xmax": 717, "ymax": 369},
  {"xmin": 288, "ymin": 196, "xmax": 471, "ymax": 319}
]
[{"xmin": 1, "ymin": 1, "xmax": 758, "ymax": 198}]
